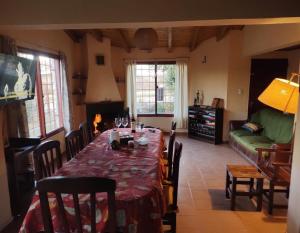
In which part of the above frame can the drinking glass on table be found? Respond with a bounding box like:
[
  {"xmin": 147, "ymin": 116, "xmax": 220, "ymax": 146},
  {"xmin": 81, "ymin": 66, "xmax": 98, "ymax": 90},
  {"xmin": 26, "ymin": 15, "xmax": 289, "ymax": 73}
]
[
  {"xmin": 121, "ymin": 117, "xmax": 129, "ymax": 128},
  {"xmin": 115, "ymin": 117, "xmax": 122, "ymax": 128}
]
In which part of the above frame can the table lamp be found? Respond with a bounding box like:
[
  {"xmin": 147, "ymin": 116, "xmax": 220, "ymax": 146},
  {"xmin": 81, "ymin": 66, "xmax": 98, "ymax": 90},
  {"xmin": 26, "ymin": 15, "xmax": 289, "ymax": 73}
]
[{"xmin": 258, "ymin": 73, "xmax": 300, "ymax": 114}]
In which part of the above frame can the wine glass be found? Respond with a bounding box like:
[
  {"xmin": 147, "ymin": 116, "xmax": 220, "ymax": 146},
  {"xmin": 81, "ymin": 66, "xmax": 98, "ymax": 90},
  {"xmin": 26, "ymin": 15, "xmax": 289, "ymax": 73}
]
[
  {"xmin": 121, "ymin": 117, "xmax": 128, "ymax": 128},
  {"xmin": 115, "ymin": 117, "xmax": 122, "ymax": 128}
]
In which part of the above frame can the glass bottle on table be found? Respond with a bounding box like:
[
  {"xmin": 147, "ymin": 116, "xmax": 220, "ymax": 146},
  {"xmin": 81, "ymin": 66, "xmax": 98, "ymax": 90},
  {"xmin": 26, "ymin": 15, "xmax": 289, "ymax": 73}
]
[{"xmin": 131, "ymin": 114, "xmax": 136, "ymax": 133}]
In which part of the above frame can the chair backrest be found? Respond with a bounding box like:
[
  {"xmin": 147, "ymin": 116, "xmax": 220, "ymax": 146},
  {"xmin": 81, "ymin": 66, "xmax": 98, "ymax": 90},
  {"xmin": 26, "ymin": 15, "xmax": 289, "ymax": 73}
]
[
  {"xmin": 171, "ymin": 121, "xmax": 177, "ymax": 131},
  {"xmin": 167, "ymin": 130, "xmax": 176, "ymax": 179},
  {"xmin": 33, "ymin": 140, "xmax": 62, "ymax": 181},
  {"xmin": 37, "ymin": 176, "xmax": 116, "ymax": 233},
  {"xmin": 256, "ymin": 147, "xmax": 292, "ymax": 182},
  {"xmin": 65, "ymin": 130, "xmax": 83, "ymax": 160},
  {"xmin": 170, "ymin": 141, "xmax": 182, "ymax": 210},
  {"xmin": 79, "ymin": 122, "xmax": 93, "ymax": 147}
]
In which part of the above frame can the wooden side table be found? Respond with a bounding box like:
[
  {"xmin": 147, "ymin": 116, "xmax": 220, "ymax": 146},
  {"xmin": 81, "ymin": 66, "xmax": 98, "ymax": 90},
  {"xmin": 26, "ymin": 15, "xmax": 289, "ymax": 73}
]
[{"xmin": 226, "ymin": 165, "xmax": 264, "ymax": 211}]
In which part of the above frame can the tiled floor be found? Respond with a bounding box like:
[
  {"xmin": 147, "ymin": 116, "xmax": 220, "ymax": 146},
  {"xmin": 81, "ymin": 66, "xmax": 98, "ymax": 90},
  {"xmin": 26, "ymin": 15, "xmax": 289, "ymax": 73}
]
[{"xmin": 175, "ymin": 135, "xmax": 288, "ymax": 233}]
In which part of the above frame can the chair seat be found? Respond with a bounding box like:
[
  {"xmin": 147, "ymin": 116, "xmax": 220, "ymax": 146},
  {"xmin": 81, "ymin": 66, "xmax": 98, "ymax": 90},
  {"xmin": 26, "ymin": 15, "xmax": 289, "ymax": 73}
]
[
  {"xmin": 261, "ymin": 166, "xmax": 291, "ymax": 186},
  {"xmin": 163, "ymin": 158, "xmax": 168, "ymax": 165}
]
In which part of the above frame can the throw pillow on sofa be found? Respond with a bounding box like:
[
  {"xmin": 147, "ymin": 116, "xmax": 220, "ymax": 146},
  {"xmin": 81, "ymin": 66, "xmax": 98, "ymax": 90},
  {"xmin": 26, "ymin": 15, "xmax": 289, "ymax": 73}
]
[{"xmin": 242, "ymin": 122, "xmax": 263, "ymax": 133}]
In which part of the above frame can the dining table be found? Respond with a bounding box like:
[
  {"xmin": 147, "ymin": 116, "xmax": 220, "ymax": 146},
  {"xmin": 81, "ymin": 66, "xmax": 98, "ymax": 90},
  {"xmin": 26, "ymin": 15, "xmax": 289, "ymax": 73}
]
[{"xmin": 19, "ymin": 128, "xmax": 167, "ymax": 233}]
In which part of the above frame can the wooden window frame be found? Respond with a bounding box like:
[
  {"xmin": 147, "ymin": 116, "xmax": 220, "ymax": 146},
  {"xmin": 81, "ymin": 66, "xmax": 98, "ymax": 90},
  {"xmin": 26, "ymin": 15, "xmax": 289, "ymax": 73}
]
[
  {"xmin": 18, "ymin": 47, "xmax": 64, "ymax": 139},
  {"xmin": 136, "ymin": 61, "xmax": 175, "ymax": 117}
]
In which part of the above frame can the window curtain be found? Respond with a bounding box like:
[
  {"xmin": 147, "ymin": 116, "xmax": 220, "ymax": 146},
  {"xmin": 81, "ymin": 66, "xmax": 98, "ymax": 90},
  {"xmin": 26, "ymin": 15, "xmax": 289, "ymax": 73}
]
[
  {"xmin": 125, "ymin": 60, "xmax": 137, "ymax": 118},
  {"xmin": 174, "ymin": 59, "xmax": 189, "ymax": 129},
  {"xmin": 59, "ymin": 52, "xmax": 73, "ymax": 132},
  {"xmin": 0, "ymin": 35, "xmax": 29, "ymax": 141}
]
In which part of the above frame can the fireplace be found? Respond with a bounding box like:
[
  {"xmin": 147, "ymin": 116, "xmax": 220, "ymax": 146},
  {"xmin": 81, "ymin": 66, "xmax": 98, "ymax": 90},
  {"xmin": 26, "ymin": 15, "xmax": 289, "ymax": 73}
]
[{"xmin": 86, "ymin": 101, "xmax": 128, "ymax": 135}]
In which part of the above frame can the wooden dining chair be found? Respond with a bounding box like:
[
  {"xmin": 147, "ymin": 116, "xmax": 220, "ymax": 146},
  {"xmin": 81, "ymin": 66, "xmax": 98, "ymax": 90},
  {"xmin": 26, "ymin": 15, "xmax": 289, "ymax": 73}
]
[
  {"xmin": 256, "ymin": 146, "xmax": 292, "ymax": 214},
  {"xmin": 65, "ymin": 130, "xmax": 83, "ymax": 160},
  {"xmin": 163, "ymin": 141, "xmax": 183, "ymax": 233},
  {"xmin": 171, "ymin": 121, "xmax": 177, "ymax": 131},
  {"xmin": 33, "ymin": 140, "xmax": 62, "ymax": 181},
  {"xmin": 79, "ymin": 122, "xmax": 93, "ymax": 147},
  {"xmin": 37, "ymin": 176, "xmax": 116, "ymax": 233},
  {"xmin": 163, "ymin": 130, "xmax": 176, "ymax": 180}
]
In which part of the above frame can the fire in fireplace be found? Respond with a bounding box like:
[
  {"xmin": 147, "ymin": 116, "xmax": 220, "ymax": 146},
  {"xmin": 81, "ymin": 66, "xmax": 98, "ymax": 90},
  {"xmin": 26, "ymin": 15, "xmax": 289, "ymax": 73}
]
[{"xmin": 86, "ymin": 101, "xmax": 128, "ymax": 135}]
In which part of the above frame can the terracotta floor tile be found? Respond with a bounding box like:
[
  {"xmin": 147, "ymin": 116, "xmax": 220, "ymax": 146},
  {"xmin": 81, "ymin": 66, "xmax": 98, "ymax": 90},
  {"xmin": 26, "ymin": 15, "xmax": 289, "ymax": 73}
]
[{"xmin": 171, "ymin": 135, "xmax": 287, "ymax": 233}]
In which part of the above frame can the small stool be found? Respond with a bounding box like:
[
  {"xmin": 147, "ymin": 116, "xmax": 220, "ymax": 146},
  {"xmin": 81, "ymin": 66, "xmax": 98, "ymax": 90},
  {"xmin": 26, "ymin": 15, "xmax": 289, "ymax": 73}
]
[{"xmin": 225, "ymin": 165, "xmax": 264, "ymax": 211}]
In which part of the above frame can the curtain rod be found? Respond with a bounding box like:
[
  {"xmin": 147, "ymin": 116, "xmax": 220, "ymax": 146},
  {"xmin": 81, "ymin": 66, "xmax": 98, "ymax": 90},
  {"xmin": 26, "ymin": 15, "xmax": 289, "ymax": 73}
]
[{"xmin": 123, "ymin": 57, "xmax": 189, "ymax": 62}]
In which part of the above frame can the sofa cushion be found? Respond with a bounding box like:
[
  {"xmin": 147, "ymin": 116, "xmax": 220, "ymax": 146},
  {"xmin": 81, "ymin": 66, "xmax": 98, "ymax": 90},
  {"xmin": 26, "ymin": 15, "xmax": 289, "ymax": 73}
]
[
  {"xmin": 230, "ymin": 129, "xmax": 254, "ymax": 137},
  {"xmin": 242, "ymin": 122, "xmax": 263, "ymax": 133},
  {"xmin": 250, "ymin": 108, "xmax": 294, "ymax": 143},
  {"xmin": 230, "ymin": 132, "xmax": 273, "ymax": 154}
]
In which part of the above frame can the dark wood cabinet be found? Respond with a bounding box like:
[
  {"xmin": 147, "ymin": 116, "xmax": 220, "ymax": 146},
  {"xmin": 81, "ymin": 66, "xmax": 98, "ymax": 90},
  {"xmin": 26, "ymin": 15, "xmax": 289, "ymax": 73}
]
[
  {"xmin": 5, "ymin": 138, "xmax": 40, "ymax": 216},
  {"xmin": 188, "ymin": 105, "xmax": 223, "ymax": 144}
]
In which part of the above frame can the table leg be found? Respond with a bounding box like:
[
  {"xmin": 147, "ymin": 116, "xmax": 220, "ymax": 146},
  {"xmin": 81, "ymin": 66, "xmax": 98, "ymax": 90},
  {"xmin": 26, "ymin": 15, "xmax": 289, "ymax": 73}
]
[
  {"xmin": 231, "ymin": 177, "xmax": 237, "ymax": 211},
  {"xmin": 225, "ymin": 170, "xmax": 230, "ymax": 199},
  {"xmin": 256, "ymin": 178, "xmax": 263, "ymax": 211},
  {"xmin": 249, "ymin": 178, "xmax": 254, "ymax": 199}
]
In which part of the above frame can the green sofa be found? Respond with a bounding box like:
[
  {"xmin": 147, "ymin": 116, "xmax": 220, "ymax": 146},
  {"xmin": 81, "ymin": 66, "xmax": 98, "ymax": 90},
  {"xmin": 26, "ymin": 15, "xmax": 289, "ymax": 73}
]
[{"xmin": 229, "ymin": 108, "xmax": 294, "ymax": 164}]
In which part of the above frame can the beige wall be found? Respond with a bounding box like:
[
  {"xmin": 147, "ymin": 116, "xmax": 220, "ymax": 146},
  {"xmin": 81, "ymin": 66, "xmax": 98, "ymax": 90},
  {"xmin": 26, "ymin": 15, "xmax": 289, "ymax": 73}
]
[
  {"xmin": 243, "ymin": 23, "xmax": 300, "ymax": 56},
  {"xmin": 189, "ymin": 31, "xmax": 252, "ymax": 139},
  {"xmin": 85, "ymin": 35, "xmax": 121, "ymax": 103},
  {"xmin": 0, "ymin": 30, "xmax": 79, "ymax": 229},
  {"xmin": 189, "ymin": 37, "xmax": 229, "ymax": 106},
  {"xmin": 225, "ymin": 31, "xmax": 251, "ymax": 137}
]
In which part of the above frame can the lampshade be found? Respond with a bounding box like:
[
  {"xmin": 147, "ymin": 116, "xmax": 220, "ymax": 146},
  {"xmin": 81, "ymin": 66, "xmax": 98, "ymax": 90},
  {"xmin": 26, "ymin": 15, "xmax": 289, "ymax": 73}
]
[
  {"xmin": 134, "ymin": 28, "xmax": 158, "ymax": 50},
  {"xmin": 258, "ymin": 78, "xmax": 299, "ymax": 114}
]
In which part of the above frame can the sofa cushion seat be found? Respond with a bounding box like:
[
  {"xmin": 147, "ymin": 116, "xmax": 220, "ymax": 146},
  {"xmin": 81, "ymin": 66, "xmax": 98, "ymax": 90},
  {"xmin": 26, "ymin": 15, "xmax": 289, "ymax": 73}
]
[{"xmin": 230, "ymin": 131, "xmax": 274, "ymax": 154}]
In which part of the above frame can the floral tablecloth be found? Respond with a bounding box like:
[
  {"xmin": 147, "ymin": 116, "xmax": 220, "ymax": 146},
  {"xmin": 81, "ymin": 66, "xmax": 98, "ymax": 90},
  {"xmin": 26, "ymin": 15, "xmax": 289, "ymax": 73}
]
[{"xmin": 19, "ymin": 128, "xmax": 166, "ymax": 233}]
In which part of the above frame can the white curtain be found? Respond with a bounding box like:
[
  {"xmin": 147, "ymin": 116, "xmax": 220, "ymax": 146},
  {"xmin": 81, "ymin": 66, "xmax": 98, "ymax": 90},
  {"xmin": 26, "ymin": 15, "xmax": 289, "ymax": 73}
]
[
  {"xmin": 174, "ymin": 60, "xmax": 189, "ymax": 129},
  {"xmin": 126, "ymin": 61, "xmax": 137, "ymax": 118},
  {"xmin": 59, "ymin": 52, "xmax": 73, "ymax": 132}
]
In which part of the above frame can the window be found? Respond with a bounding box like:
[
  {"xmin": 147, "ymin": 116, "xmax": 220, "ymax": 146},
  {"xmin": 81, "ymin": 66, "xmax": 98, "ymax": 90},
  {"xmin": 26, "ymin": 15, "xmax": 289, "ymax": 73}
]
[
  {"xmin": 135, "ymin": 63, "xmax": 175, "ymax": 116},
  {"xmin": 18, "ymin": 49, "xmax": 63, "ymax": 138}
]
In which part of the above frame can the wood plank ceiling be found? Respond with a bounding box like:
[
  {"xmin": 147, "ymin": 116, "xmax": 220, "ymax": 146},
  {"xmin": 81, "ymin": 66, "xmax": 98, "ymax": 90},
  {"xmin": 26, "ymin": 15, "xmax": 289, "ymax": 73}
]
[{"xmin": 65, "ymin": 26, "xmax": 244, "ymax": 52}]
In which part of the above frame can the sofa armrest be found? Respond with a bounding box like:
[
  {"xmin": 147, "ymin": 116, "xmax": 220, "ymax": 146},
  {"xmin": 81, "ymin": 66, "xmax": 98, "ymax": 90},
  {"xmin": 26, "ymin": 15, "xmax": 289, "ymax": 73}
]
[
  {"xmin": 271, "ymin": 143, "xmax": 292, "ymax": 151},
  {"xmin": 229, "ymin": 120, "xmax": 247, "ymax": 131}
]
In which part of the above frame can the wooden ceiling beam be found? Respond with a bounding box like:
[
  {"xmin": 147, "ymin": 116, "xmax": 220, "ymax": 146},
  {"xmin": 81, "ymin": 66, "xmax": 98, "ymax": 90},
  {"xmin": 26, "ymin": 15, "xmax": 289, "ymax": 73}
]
[
  {"xmin": 117, "ymin": 29, "xmax": 131, "ymax": 53},
  {"xmin": 189, "ymin": 27, "xmax": 200, "ymax": 52},
  {"xmin": 167, "ymin": 27, "xmax": 173, "ymax": 53},
  {"xmin": 64, "ymin": 30, "xmax": 85, "ymax": 43},
  {"xmin": 88, "ymin": 29, "xmax": 103, "ymax": 42},
  {"xmin": 216, "ymin": 26, "xmax": 231, "ymax": 42}
]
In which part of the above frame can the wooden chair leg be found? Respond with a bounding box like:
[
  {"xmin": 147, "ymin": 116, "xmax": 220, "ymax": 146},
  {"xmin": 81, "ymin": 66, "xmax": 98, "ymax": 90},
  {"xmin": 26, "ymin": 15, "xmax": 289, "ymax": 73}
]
[
  {"xmin": 286, "ymin": 186, "xmax": 290, "ymax": 199},
  {"xmin": 171, "ymin": 212, "xmax": 176, "ymax": 233},
  {"xmin": 268, "ymin": 182, "xmax": 274, "ymax": 215},
  {"xmin": 225, "ymin": 170, "xmax": 230, "ymax": 199},
  {"xmin": 231, "ymin": 177, "xmax": 237, "ymax": 210}
]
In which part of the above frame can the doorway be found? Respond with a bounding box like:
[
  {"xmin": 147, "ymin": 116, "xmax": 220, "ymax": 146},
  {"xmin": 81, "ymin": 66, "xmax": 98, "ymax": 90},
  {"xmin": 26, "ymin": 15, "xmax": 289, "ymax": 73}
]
[{"xmin": 248, "ymin": 59, "xmax": 288, "ymax": 117}]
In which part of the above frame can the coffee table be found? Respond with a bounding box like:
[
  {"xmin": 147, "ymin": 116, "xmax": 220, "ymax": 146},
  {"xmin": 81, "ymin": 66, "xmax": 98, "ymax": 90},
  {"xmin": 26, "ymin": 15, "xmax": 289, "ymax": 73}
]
[{"xmin": 226, "ymin": 164, "xmax": 264, "ymax": 211}]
